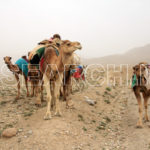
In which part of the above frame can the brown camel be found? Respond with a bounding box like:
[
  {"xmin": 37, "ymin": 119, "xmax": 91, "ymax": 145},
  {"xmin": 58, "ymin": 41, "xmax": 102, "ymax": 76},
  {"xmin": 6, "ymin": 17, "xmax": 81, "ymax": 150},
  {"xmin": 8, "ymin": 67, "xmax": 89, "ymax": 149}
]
[
  {"xmin": 40, "ymin": 40, "xmax": 82, "ymax": 120},
  {"xmin": 4, "ymin": 56, "xmax": 29, "ymax": 99},
  {"xmin": 132, "ymin": 63, "xmax": 150, "ymax": 128},
  {"xmin": 27, "ymin": 38, "xmax": 62, "ymax": 105}
]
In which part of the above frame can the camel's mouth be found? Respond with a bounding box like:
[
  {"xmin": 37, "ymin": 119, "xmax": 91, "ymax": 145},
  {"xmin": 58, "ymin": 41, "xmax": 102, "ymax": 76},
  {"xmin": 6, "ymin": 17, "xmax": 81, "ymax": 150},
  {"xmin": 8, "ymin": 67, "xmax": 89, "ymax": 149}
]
[{"xmin": 75, "ymin": 44, "xmax": 82, "ymax": 50}]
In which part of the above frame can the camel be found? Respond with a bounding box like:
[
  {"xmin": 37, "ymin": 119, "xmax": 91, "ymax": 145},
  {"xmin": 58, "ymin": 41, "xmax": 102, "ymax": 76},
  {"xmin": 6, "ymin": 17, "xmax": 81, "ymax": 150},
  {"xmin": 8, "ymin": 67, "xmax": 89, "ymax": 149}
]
[
  {"xmin": 4, "ymin": 56, "xmax": 29, "ymax": 99},
  {"xmin": 132, "ymin": 62, "xmax": 150, "ymax": 128},
  {"xmin": 27, "ymin": 38, "xmax": 62, "ymax": 105},
  {"xmin": 40, "ymin": 40, "xmax": 82, "ymax": 119}
]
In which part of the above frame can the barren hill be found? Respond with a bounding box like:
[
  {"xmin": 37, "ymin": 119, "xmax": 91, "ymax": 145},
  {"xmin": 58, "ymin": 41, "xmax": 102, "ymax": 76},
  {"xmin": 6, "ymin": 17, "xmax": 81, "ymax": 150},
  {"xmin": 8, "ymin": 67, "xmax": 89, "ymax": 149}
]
[{"xmin": 82, "ymin": 44, "xmax": 150, "ymax": 65}]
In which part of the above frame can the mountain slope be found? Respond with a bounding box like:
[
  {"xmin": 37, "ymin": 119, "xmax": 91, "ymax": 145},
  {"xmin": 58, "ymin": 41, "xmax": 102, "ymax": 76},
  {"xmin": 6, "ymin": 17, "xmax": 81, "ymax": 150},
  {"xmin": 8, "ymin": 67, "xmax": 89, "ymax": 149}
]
[{"xmin": 82, "ymin": 44, "xmax": 150, "ymax": 65}]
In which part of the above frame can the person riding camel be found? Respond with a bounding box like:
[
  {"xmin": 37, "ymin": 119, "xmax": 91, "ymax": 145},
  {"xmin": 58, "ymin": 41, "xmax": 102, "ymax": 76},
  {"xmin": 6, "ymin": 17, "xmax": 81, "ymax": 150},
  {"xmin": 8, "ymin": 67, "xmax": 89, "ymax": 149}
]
[{"xmin": 28, "ymin": 34, "xmax": 61, "ymax": 65}]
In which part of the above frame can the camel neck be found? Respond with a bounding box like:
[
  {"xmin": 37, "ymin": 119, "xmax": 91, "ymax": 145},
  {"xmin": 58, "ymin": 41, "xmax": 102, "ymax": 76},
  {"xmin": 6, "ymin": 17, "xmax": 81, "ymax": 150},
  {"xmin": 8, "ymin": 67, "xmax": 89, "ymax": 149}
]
[
  {"xmin": 6, "ymin": 61, "xmax": 18, "ymax": 72},
  {"xmin": 61, "ymin": 51, "xmax": 73, "ymax": 71},
  {"xmin": 6, "ymin": 61, "xmax": 13, "ymax": 68}
]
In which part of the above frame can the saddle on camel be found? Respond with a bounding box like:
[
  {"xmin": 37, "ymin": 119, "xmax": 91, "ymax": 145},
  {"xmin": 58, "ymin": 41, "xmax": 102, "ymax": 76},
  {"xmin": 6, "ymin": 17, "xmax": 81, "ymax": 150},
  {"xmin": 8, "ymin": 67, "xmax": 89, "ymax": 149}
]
[
  {"xmin": 4, "ymin": 56, "xmax": 29, "ymax": 100},
  {"xmin": 132, "ymin": 62, "xmax": 150, "ymax": 128}
]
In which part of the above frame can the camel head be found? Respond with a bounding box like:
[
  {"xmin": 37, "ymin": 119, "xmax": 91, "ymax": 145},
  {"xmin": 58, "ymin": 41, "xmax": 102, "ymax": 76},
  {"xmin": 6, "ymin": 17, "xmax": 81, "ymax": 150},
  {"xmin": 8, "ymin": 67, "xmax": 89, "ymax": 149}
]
[
  {"xmin": 61, "ymin": 40, "xmax": 82, "ymax": 54},
  {"xmin": 133, "ymin": 64, "xmax": 147, "ymax": 86},
  {"xmin": 133, "ymin": 64, "xmax": 146, "ymax": 77},
  {"xmin": 139, "ymin": 62, "xmax": 148, "ymax": 66},
  {"xmin": 4, "ymin": 56, "xmax": 12, "ymax": 65}
]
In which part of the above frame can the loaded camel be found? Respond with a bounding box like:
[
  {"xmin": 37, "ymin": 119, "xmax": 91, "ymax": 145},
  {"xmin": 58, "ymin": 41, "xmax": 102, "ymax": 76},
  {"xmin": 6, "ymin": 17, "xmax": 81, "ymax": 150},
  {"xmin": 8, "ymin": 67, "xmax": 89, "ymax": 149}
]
[
  {"xmin": 4, "ymin": 56, "xmax": 29, "ymax": 99},
  {"xmin": 40, "ymin": 40, "xmax": 82, "ymax": 119},
  {"xmin": 132, "ymin": 62, "xmax": 150, "ymax": 128},
  {"xmin": 28, "ymin": 38, "xmax": 62, "ymax": 105}
]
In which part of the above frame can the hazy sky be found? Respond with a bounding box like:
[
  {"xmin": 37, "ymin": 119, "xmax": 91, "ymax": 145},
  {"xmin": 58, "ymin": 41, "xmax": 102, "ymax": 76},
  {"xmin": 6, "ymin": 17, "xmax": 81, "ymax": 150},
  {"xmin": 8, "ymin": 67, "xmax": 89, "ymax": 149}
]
[{"xmin": 0, "ymin": 0, "xmax": 150, "ymax": 62}]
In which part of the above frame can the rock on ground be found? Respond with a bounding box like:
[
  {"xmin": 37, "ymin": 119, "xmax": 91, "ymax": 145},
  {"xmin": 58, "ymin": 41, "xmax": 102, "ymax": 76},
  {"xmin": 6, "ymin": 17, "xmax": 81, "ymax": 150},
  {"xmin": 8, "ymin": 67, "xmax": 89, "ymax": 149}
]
[{"xmin": 2, "ymin": 128, "xmax": 17, "ymax": 138}]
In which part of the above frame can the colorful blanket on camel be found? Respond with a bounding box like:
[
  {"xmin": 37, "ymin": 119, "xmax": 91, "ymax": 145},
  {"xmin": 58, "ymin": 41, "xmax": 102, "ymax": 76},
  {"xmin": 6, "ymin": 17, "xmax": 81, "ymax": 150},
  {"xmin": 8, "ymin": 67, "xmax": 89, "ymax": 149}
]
[
  {"xmin": 132, "ymin": 74, "xmax": 137, "ymax": 88},
  {"xmin": 15, "ymin": 58, "xmax": 28, "ymax": 77},
  {"xmin": 36, "ymin": 47, "xmax": 45, "ymax": 59}
]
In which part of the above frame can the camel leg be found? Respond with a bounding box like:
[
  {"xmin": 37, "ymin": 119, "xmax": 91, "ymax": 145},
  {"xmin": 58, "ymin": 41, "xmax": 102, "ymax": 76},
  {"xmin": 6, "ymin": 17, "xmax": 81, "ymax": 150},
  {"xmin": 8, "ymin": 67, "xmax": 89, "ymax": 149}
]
[
  {"xmin": 134, "ymin": 91, "xmax": 143, "ymax": 128},
  {"xmin": 41, "ymin": 81, "xmax": 44, "ymax": 101},
  {"xmin": 24, "ymin": 75, "xmax": 29, "ymax": 97},
  {"xmin": 35, "ymin": 84, "xmax": 37, "ymax": 96},
  {"xmin": 43, "ymin": 74, "xmax": 52, "ymax": 120},
  {"xmin": 63, "ymin": 85, "xmax": 67, "ymax": 101},
  {"xmin": 66, "ymin": 76, "xmax": 74, "ymax": 109},
  {"xmin": 142, "ymin": 93, "xmax": 149, "ymax": 121},
  {"xmin": 15, "ymin": 74, "xmax": 20, "ymax": 100},
  {"xmin": 65, "ymin": 85, "xmax": 72, "ymax": 108},
  {"xmin": 51, "ymin": 82, "xmax": 55, "ymax": 111},
  {"xmin": 31, "ymin": 81, "xmax": 35, "ymax": 97},
  {"xmin": 34, "ymin": 81, "xmax": 42, "ymax": 106},
  {"xmin": 54, "ymin": 73, "xmax": 63, "ymax": 116},
  {"xmin": 144, "ymin": 98, "xmax": 149, "ymax": 121},
  {"xmin": 35, "ymin": 85, "xmax": 42, "ymax": 106}
]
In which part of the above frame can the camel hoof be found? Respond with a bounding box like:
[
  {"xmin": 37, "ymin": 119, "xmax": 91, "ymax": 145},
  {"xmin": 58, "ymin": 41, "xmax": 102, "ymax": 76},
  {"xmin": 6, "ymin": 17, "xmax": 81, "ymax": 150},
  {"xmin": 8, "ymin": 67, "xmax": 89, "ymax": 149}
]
[
  {"xmin": 136, "ymin": 125, "xmax": 143, "ymax": 128},
  {"xmin": 145, "ymin": 117, "xmax": 149, "ymax": 122},
  {"xmin": 136, "ymin": 123, "xmax": 143, "ymax": 128},
  {"xmin": 30, "ymin": 94, "xmax": 34, "ymax": 97},
  {"xmin": 66, "ymin": 101, "xmax": 74, "ymax": 109},
  {"xmin": 66, "ymin": 105, "xmax": 74, "ymax": 109},
  {"xmin": 15, "ymin": 97, "xmax": 20, "ymax": 100},
  {"xmin": 35, "ymin": 103, "xmax": 41, "ymax": 107},
  {"xmin": 27, "ymin": 94, "xmax": 30, "ymax": 97},
  {"xmin": 144, "ymin": 119, "xmax": 149, "ymax": 123},
  {"xmin": 54, "ymin": 111, "xmax": 62, "ymax": 117},
  {"xmin": 35, "ymin": 101, "xmax": 41, "ymax": 106},
  {"xmin": 41, "ymin": 97, "xmax": 45, "ymax": 102},
  {"xmin": 44, "ymin": 113, "xmax": 52, "ymax": 120}
]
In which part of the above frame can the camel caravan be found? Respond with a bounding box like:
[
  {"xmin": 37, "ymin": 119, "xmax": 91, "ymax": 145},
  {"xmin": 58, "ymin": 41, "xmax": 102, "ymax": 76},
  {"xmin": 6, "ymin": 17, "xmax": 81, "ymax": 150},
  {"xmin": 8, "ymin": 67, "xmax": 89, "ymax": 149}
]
[
  {"xmin": 4, "ymin": 34, "xmax": 84, "ymax": 119},
  {"xmin": 4, "ymin": 33, "xmax": 150, "ymax": 127}
]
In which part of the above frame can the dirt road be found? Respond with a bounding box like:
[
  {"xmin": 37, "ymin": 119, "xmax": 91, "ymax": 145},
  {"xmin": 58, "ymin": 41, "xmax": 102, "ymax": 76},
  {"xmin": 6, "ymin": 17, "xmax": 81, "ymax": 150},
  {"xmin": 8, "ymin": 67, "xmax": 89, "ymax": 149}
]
[{"xmin": 0, "ymin": 80, "xmax": 150, "ymax": 150}]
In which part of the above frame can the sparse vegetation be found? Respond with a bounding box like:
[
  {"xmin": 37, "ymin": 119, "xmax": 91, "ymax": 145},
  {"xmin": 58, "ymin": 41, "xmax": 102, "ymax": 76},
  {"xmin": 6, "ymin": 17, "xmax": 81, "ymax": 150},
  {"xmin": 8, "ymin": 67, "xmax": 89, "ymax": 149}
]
[
  {"xmin": 23, "ymin": 111, "xmax": 33, "ymax": 117},
  {"xmin": 82, "ymin": 127, "xmax": 87, "ymax": 131},
  {"xmin": 3, "ymin": 123, "xmax": 14, "ymax": 130},
  {"xmin": 106, "ymin": 87, "xmax": 111, "ymax": 91},
  {"xmin": 91, "ymin": 120, "xmax": 96, "ymax": 123},
  {"xmin": 103, "ymin": 116, "xmax": 111, "ymax": 123},
  {"xmin": 96, "ymin": 122, "xmax": 107, "ymax": 131},
  {"xmin": 104, "ymin": 99, "xmax": 110, "ymax": 104},
  {"xmin": 78, "ymin": 114, "xmax": 84, "ymax": 121},
  {"xmin": 0, "ymin": 101, "xmax": 7, "ymax": 105}
]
